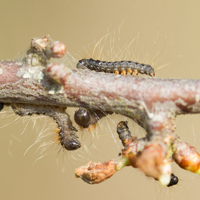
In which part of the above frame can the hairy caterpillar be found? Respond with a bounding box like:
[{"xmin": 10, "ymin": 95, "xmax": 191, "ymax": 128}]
[
  {"xmin": 76, "ymin": 58, "xmax": 155, "ymax": 77},
  {"xmin": 11, "ymin": 103, "xmax": 81, "ymax": 151}
]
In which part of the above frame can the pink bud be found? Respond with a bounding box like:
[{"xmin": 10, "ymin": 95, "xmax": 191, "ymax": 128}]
[
  {"xmin": 46, "ymin": 41, "xmax": 66, "ymax": 58},
  {"xmin": 46, "ymin": 63, "xmax": 71, "ymax": 85}
]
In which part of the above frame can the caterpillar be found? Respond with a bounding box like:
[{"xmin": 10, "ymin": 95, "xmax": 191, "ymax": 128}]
[
  {"xmin": 76, "ymin": 58, "xmax": 155, "ymax": 77},
  {"xmin": 117, "ymin": 121, "xmax": 133, "ymax": 146},
  {"xmin": 11, "ymin": 103, "xmax": 81, "ymax": 151},
  {"xmin": 74, "ymin": 108, "xmax": 112, "ymax": 128}
]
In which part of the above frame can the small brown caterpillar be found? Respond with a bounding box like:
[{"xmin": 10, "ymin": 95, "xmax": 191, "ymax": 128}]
[
  {"xmin": 77, "ymin": 58, "xmax": 155, "ymax": 77},
  {"xmin": 117, "ymin": 121, "xmax": 133, "ymax": 146}
]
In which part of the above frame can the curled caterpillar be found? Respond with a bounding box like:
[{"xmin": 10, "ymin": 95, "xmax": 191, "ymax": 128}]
[
  {"xmin": 117, "ymin": 121, "xmax": 133, "ymax": 146},
  {"xmin": 74, "ymin": 108, "xmax": 112, "ymax": 128},
  {"xmin": 11, "ymin": 103, "xmax": 81, "ymax": 151},
  {"xmin": 77, "ymin": 58, "xmax": 155, "ymax": 77}
]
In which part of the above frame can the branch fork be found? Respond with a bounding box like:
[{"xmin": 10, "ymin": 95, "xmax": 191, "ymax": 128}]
[{"xmin": 1, "ymin": 35, "xmax": 200, "ymax": 186}]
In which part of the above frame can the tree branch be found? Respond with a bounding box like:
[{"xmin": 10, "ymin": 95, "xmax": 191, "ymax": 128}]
[{"xmin": 1, "ymin": 35, "xmax": 200, "ymax": 186}]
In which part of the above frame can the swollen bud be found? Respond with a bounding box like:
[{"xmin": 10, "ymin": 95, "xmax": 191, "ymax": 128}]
[
  {"xmin": 46, "ymin": 63, "xmax": 71, "ymax": 85},
  {"xmin": 134, "ymin": 142, "xmax": 167, "ymax": 180},
  {"xmin": 45, "ymin": 41, "xmax": 66, "ymax": 58},
  {"xmin": 172, "ymin": 138, "xmax": 200, "ymax": 174}
]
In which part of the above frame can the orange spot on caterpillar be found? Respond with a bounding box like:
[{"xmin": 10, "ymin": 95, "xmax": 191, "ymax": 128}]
[
  {"xmin": 114, "ymin": 70, "xmax": 119, "ymax": 74},
  {"xmin": 133, "ymin": 69, "xmax": 138, "ymax": 75},
  {"xmin": 121, "ymin": 70, "xmax": 126, "ymax": 75}
]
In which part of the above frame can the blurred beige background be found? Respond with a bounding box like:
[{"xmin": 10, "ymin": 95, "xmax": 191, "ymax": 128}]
[{"xmin": 0, "ymin": 0, "xmax": 200, "ymax": 199}]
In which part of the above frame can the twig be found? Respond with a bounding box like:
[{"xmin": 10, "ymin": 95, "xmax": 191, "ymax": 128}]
[{"xmin": 1, "ymin": 35, "xmax": 200, "ymax": 186}]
